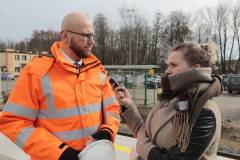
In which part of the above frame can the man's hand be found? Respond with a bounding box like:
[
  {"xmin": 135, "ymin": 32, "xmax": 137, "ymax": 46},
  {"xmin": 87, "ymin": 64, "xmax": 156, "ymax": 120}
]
[
  {"xmin": 91, "ymin": 130, "xmax": 112, "ymax": 141},
  {"xmin": 59, "ymin": 146, "xmax": 79, "ymax": 160}
]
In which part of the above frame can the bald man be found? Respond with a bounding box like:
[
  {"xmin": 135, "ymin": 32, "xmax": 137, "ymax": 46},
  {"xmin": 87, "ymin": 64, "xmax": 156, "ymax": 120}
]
[
  {"xmin": 0, "ymin": 12, "xmax": 120, "ymax": 160},
  {"xmin": 61, "ymin": 12, "xmax": 94, "ymax": 60}
]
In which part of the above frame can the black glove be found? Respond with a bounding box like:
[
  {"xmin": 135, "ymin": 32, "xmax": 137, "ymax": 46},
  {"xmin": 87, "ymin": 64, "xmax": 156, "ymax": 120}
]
[
  {"xmin": 59, "ymin": 146, "xmax": 80, "ymax": 160},
  {"xmin": 92, "ymin": 130, "xmax": 112, "ymax": 141}
]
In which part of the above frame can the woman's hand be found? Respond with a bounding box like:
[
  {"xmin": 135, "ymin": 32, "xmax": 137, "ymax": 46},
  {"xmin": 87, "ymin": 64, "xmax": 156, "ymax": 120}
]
[{"xmin": 114, "ymin": 86, "xmax": 133, "ymax": 107}]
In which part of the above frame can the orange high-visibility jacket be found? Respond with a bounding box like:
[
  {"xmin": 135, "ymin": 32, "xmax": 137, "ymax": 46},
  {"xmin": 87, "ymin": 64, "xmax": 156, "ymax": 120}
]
[{"xmin": 0, "ymin": 42, "xmax": 120, "ymax": 160}]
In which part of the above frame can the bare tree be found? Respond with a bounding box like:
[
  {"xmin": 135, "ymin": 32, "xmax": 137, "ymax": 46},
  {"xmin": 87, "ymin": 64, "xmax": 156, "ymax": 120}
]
[
  {"xmin": 232, "ymin": 2, "xmax": 240, "ymax": 73},
  {"xmin": 0, "ymin": 41, "xmax": 6, "ymax": 51},
  {"xmin": 29, "ymin": 30, "xmax": 60, "ymax": 53},
  {"xmin": 151, "ymin": 12, "xmax": 164, "ymax": 64},
  {"xmin": 192, "ymin": 8, "xmax": 216, "ymax": 43},
  {"xmin": 93, "ymin": 13, "xmax": 110, "ymax": 64},
  {"xmin": 131, "ymin": 11, "xmax": 150, "ymax": 64},
  {"xmin": 6, "ymin": 41, "xmax": 15, "ymax": 49},
  {"xmin": 106, "ymin": 29, "xmax": 118, "ymax": 65},
  {"xmin": 1, "ymin": 2, "xmax": 240, "ymax": 73},
  {"xmin": 228, "ymin": 5, "xmax": 240, "ymax": 72},
  {"xmin": 192, "ymin": 11, "xmax": 204, "ymax": 43},
  {"xmin": 164, "ymin": 11, "xmax": 192, "ymax": 48},
  {"xmin": 15, "ymin": 38, "xmax": 30, "ymax": 52},
  {"xmin": 117, "ymin": 7, "xmax": 132, "ymax": 64},
  {"xmin": 215, "ymin": 3, "xmax": 230, "ymax": 73}
]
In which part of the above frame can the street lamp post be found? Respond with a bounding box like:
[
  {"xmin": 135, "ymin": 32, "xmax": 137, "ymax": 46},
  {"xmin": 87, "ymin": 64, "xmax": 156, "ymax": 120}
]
[{"xmin": 127, "ymin": 9, "xmax": 134, "ymax": 65}]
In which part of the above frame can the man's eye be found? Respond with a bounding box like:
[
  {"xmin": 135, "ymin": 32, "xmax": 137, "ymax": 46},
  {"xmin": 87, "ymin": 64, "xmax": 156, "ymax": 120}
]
[
  {"xmin": 170, "ymin": 63, "xmax": 177, "ymax": 67},
  {"xmin": 83, "ymin": 34, "xmax": 93, "ymax": 38}
]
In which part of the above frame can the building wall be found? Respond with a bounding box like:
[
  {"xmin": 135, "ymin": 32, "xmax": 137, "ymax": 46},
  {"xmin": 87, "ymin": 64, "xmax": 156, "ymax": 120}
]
[
  {"xmin": 0, "ymin": 50, "xmax": 38, "ymax": 76},
  {"xmin": 0, "ymin": 52, "xmax": 8, "ymax": 72}
]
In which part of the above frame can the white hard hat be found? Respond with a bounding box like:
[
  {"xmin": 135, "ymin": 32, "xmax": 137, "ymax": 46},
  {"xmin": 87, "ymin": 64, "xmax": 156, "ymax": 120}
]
[{"xmin": 78, "ymin": 140, "xmax": 116, "ymax": 160}]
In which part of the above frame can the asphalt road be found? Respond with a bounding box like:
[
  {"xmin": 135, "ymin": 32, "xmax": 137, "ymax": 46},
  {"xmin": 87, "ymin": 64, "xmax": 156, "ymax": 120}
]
[
  {"xmin": 130, "ymin": 88, "xmax": 240, "ymax": 119},
  {"xmin": 214, "ymin": 91, "xmax": 240, "ymax": 119}
]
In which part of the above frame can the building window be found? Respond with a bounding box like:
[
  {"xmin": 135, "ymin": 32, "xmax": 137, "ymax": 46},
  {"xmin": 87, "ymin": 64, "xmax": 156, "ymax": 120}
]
[
  {"xmin": 14, "ymin": 55, "xmax": 20, "ymax": 60},
  {"xmin": 22, "ymin": 55, "xmax": 27, "ymax": 61},
  {"xmin": 20, "ymin": 64, "xmax": 26, "ymax": 68},
  {"xmin": 1, "ymin": 66, "xmax": 7, "ymax": 72},
  {"xmin": 15, "ymin": 67, "xmax": 21, "ymax": 73}
]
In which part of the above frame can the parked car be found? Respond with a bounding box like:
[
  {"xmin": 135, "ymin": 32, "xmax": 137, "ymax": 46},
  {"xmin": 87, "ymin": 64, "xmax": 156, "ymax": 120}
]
[
  {"xmin": 222, "ymin": 74, "xmax": 230, "ymax": 91},
  {"xmin": 1, "ymin": 72, "xmax": 15, "ymax": 80},
  {"xmin": 228, "ymin": 75, "xmax": 240, "ymax": 94},
  {"xmin": 146, "ymin": 75, "xmax": 161, "ymax": 89},
  {"xmin": 125, "ymin": 74, "xmax": 134, "ymax": 88}
]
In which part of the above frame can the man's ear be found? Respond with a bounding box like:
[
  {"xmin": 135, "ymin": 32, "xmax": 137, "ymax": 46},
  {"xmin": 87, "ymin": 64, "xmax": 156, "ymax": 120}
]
[
  {"xmin": 192, "ymin": 64, "xmax": 200, "ymax": 69},
  {"xmin": 61, "ymin": 31, "xmax": 69, "ymax": 42}
]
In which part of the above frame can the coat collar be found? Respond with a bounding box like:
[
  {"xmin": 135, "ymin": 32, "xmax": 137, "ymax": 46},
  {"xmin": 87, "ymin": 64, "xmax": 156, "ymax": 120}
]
[{"xmin": 50, "ymin": 41, "xmax": 101, "ymax": 73}]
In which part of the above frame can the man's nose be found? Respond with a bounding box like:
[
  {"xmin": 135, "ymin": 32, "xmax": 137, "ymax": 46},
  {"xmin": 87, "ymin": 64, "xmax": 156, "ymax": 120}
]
[
  {"xmin": 165, "ymin": 67, "xmax": 171, "ymax": 74},
  {"xmin": 88, "ymin": 38, "xmax": 94, "ymax": 45}
]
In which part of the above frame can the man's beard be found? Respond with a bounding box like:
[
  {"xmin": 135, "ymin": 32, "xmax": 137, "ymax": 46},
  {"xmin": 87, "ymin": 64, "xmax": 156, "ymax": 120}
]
[{"xmin": 70, "ymin": 39, "xmax": 90, "ymax": 58}]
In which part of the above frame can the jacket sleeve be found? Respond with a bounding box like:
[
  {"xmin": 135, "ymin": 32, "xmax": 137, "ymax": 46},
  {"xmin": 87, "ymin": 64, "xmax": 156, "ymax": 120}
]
[
  {"xmin": 137, "ymin": 108, "xmax": 217, "ymax": 160},
  {"xmin": 120, "ymin": 102, "xmax": 145, "ymax": 137},
  {"xmin": 98, "ymin": 71, "xmax": 120, "ymax": 142},
  {"xmin": 0, "ymin": 64, "xmax": 68, "ymax": 160}
]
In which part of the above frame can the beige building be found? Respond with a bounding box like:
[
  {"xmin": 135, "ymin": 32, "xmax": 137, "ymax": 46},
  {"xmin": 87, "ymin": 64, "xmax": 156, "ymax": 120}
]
[{"xmin": 0, "ymin": 49, "xmax": 38, "ymax": 76}]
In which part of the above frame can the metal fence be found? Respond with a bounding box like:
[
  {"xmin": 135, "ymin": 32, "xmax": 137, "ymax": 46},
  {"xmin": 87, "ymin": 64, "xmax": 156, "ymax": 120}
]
[
  {"xmin": 107, "ymin": 70, "xmax": 161, "ymax": 107},
  {"xmin": 0, "ymin": 70, "xmax": 162, "ymax": 107}
]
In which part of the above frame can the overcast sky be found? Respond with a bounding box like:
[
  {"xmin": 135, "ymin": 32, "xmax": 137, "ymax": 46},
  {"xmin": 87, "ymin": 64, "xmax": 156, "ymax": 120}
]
[{"xmin": 0, "ymin": 0, "xmax": 222, "ymax": 42}]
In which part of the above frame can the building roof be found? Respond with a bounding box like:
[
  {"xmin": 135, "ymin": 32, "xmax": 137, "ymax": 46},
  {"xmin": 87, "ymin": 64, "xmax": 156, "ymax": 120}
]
[{"xmin": 0, "ymin": 50, "xmax": 40, "ymax": 55}]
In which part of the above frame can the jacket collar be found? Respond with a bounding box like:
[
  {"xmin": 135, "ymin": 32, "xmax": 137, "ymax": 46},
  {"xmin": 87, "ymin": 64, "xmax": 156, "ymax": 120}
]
[{"xmin": 50, "ymin": 41, "xmax": 101, "ymax": 73}]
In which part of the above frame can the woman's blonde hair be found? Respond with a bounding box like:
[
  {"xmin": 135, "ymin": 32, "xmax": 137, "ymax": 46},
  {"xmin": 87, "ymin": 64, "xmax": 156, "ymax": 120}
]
[{"xmin": 171, "ymin": 41, "xmax": 217, "ymax": 67}]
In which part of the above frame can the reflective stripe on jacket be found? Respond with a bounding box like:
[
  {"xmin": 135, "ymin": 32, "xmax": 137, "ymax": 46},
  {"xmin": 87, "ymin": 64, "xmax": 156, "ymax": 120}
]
[{"xmin": 0, "ymin": 41, "xmax": 120, "ymax": 160}]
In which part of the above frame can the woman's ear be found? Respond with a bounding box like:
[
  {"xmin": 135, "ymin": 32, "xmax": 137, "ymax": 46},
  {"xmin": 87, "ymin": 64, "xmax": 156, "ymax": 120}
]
[{"xmin": 192, "ymin": 64, "xmax": 200, "ymax": 69}]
